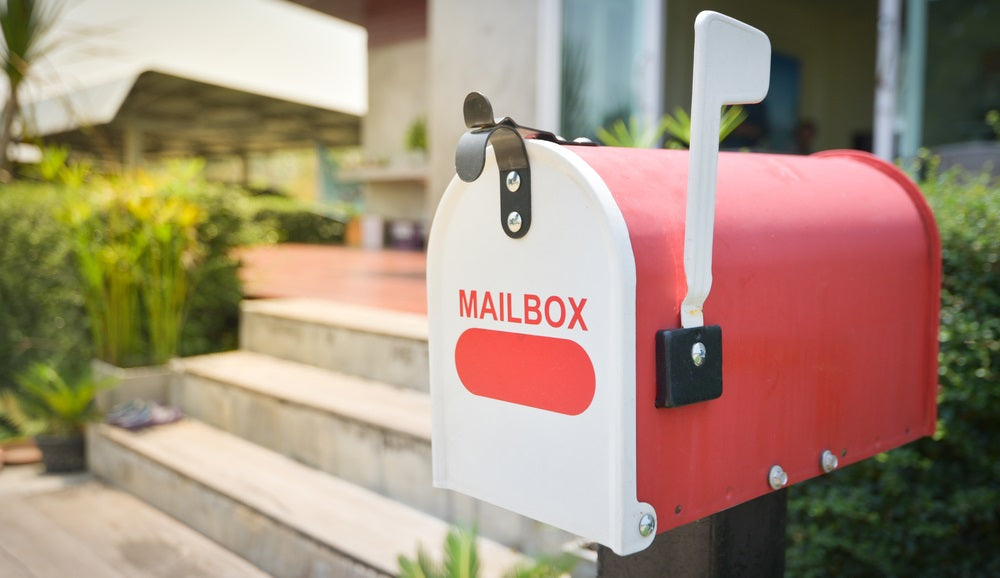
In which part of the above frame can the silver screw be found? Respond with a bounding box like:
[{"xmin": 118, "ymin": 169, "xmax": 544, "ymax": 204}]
[
  {"xmin": 691, "ymin": 342, "xmax": 707, "ymax": 367},
  {"xmin": 506, "ymin": 170, "xmax": 521, "ymax": 192},
  {"xmin": 768, "ymin": 465, "xmax": 789, "ymax": 490},
  {"xmin": 820, "ymin": 450, "xmax": 839, "ymax": 473},
  {"xmin": 638, "ymin": 513, "xmax": 656, "ymax": 537},
  {"xmin": 506, "ymin": 211, "xmax": 522, "ymax": 233}
]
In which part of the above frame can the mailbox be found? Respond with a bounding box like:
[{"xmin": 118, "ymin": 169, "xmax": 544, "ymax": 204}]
[{"xmin": 427, "ymin": 12, "xmax": 940, "ymax": 556}]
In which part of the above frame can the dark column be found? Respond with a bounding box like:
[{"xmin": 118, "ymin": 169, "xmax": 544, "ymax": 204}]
[{"xmin": 597, "ymin": 490, "xmax": 787, "ymax": 577}]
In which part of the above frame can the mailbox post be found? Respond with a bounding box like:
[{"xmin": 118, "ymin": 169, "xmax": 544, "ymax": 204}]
[
  {"xmin": 427, "ymin": 9, "xmax": 940, "ymax": 567},
  {"xmin": 597, "ymin": 489, "xmax": 787, "ymax": 576}
]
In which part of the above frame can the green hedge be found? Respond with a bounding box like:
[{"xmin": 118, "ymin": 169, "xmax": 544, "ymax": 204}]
[
  {"xmin": 0, "ymin": 184, "xmax": 91, "ymax": 389},
  {"xmin": 786, "ymin": 169, "xmax": 1000, "ymax": 576},
  {"xmin": 173, "ymin": 181, "xmax": 271, "ymax": 358},
  {"xmin": 248, "ymin": 195, "xmax": 347, "ymax": 245}
]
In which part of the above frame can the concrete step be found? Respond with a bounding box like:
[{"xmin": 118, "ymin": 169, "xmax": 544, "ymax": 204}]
[
  {"xmin": 240, "ymin": 298, "xmax": 429, "ymax": 392},
  {"xmin": 170, "ymin": 350, "xmax": 575, "ymax": 556},
  {"xmin": 88, "ymin": 420, "xmax": 525, "ymax": 578}
]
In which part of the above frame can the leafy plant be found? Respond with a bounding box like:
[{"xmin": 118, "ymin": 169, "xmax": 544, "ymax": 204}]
[
  {"xmin": 595, "ymin": 116, "xmax": 672, "ymax": 149},
  {"xmin": 9, "ymin": 362, "xmax": 112, "ymax": 437},
  {"xmin": 63, "ymin": 165, "xmax": 217, "ymax": 366},
  {"xmin": 987, "ymin": 109, "xmax": 1000, "ymax": 139},
  {"xmin": 0, "ymin": 159, "xmax": 258, "ymax": 375},
  {"xmin": 596, "ymin": 106, "xmax": 747, "ymax": 149},
  {"xmin": 405, "ymin": 117, "xmax": 428, "ymax": 152},
  {"xmin": 662, "ymin": 105, "xmax": 748, "ymax": 149},
  {"xmin": 24, "ymin": 144, "xmax": 94, "ymax": 186},
  {"xmin": 64, "ymin": 188, "xmax": 142, "ymax": 367},
  {"xmin": 398, "ymin": 526, "xmax": 577, "ymax": 578}
]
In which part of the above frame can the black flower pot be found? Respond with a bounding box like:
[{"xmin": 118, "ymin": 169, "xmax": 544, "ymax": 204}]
[{"xmin": 34, "ymin": 433, "xmax": 86, "ymax": 473}]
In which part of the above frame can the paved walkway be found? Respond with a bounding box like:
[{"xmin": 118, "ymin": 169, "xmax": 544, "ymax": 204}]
[{"xmin": 239, "ymin": 244, "xmax": 427, "ymax": 314}]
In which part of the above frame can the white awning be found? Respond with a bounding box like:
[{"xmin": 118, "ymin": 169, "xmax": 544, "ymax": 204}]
[{"xmin": 8, "ymin": 0, "xmax": 367, "ymax": 157}]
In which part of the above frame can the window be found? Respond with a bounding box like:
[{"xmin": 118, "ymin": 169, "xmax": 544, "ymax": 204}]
[{"xmin": 560, "ymin": 0, "xmax": 662, "ymax": 141}]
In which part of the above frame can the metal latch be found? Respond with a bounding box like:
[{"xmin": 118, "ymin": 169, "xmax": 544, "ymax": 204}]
[{"xmin": 455, "ymin": 92, "xmax": 592, "ymax": 239}]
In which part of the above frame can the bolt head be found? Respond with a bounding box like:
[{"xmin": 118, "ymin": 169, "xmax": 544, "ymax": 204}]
[
  {"xmin": 506, "ymin": 211, "xmax": 522, "ymax": 233},
  {"xmin": 691, "ymin": 342, "xmax": 707, "ymax": 367},
  {"xmin": 638, "ymin": 513, "xmax": 656, "ymax": 537},
  {"xmin": 768, "ymin": 465, "xmax": 789, "ymax": 490},
  {"xmin": 505, "ymin": 170, "xmax": 521, "ymax": 192},
  {"xmin": 821, "ymin": 450, "xmax": 839, "ymax": 473}
]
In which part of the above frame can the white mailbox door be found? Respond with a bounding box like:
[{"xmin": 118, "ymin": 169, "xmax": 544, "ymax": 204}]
[{"xmin": 427, "ymin": 140, "xmax": 654, "ymax": 555}]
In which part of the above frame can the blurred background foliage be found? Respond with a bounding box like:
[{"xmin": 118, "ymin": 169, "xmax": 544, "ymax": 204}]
[
  {"xmin": 786, "ymin": 158, "xmax": 1000, "ymax": 576},
  {"xmin": 0, "ymin": 181, "xmax": 91, "ymax": 388},
  {"xmin": 0, "ymin": 150, "xmax": 348, "ymax": 392}
]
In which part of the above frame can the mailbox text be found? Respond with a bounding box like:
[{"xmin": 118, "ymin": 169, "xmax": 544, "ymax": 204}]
[{"xmin": 459, "ymin": 290, "xmax": 588, "ymax": 331}]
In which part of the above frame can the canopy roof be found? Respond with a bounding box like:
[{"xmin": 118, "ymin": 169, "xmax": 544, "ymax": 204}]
[
  {"xmin": 28, "ymin": 70, "xmax": 361, "ymax": 158},
  {"xmin": 12, "ymin": 0, "xmax": 366, "ymax": 161}
]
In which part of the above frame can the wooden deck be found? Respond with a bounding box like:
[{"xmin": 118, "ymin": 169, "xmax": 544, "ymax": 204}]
[
  {"xmin": 239, "ymin": 244, "xmax": 427, "ymax": 315},
  {"xmin": 0, "ymin": 465, "xmax": 269, "ymax": 577}
]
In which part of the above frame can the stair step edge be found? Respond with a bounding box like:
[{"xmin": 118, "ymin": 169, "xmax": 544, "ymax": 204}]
[
  {"xmin": 173, "ymin": 351, "xmax": 432, "ymax": 441},
  {"xmin": 242, "ymin": 298, "xmax": 428, "ymax": 341},
  {"xmin": 93, "ymin": 420, "xmax": 523, "ymax": 577}
]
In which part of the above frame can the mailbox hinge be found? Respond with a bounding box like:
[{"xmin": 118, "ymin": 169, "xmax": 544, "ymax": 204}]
[{"xmin": 455, "ymin": 92, "xmax": 594, "ymax": 239}]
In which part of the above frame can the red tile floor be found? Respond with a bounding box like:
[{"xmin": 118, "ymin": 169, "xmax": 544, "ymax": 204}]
[{"xmin": 238, "ymin": 244, "xmax": 428, "ymax": 314}]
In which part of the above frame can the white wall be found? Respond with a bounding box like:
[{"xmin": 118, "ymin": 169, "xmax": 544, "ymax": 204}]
[
  {"xmin": 427, "ymin": 0, "xmax": 556, "ymax": 224},
  {"xmin": 364, "ymin": 39, "xmax": 429, "ymax": 162}
]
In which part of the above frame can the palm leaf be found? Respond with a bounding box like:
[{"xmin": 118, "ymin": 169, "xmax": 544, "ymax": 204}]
[
  {"xmin": 505, "ymin": 552, "xmax": 579, "ymax": 578},
  {"xmin": 13, "ymin": 363, "xmax": 113, "ymax": 437},
  {"xmin": 443, "ymin": 526, "xmax": 480, "ymax": 578},
  {"xmin": 719, "ymin": 105, "xmax": 748, "ymax": 142},
  {"xmin": 398, "ymin": 551, "xmax": 435, "ymax": 578},
  {"xmin": 596, "ymin": 116, "xmax": 671, "ymax": 148}
]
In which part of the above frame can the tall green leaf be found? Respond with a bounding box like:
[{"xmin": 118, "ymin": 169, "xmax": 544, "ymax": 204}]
[
  {"xmin": 596, "ymin": 105, "xmax": 747, "ymax": 149},
  {"xmin": 443, "ymin": 527, "xmax": 480, "ymax": 578}
]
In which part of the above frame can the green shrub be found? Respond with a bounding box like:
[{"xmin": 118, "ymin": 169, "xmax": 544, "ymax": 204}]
[
  {"xmin": 175, "ymin": 173, "xmax": 273, "ymax": 357},
  {"xmin": 786, "ymin": 168, "xmax": 1000, "ymax": 576},
  {"xmin": 1, "ymin": 161, "xmax": 269, "ymax": 375},
  {"xmin": 0, "ymin": 183, "xmax": 91, "ymax": 390},
  {"xmin": 249, "ymin": 195, "xmax": 347, "ymax": 245},
  {"xmin": 64, "ymin": 175, "xmax": 202, "ymax": 366},
  {"xmin": 63, "ymin": 162, "xmax": 265, "ymax": 367}
]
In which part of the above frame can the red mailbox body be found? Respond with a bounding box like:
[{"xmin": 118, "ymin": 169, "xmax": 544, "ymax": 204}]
[{"xmin": 575, "ymin": 146, "xmax": 940, "ymax": 530}]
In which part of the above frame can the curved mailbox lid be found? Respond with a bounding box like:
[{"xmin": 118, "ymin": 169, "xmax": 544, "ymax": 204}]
[
  {"xmin": 573, "ymin": 145, "xmax": 941, "ymax": 535},
  {"xmin": 428, "ymin": 140, "xmax": 655, "ymax": 555}
]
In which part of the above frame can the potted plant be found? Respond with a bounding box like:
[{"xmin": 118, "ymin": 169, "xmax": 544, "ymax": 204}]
[
  {"xmin": 7, "ymin": 362, "xmax": 113, "ymax": 472},
  {"xmin": 403, "ymin": 116, "xmax": 428, "ymax": 167}
]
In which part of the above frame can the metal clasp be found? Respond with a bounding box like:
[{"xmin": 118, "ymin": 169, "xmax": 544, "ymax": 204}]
[{"xmin": 455, "ymin": 92, "xmax": 591, "ymax": 239}]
